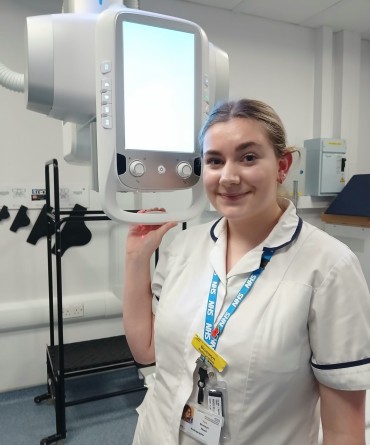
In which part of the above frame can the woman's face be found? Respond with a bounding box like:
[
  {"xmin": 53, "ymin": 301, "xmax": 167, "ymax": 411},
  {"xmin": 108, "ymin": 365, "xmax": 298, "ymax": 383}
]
[{"xmin": 202, "ymin": 118, "xmax": 291, "ymax": 224}]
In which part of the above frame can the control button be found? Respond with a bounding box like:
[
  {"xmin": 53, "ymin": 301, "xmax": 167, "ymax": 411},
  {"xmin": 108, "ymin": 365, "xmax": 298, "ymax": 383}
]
[
  {"xmin": 158, "ymin": 165, "xmax": 166, "ymax": 174},
  {"xmin": 204, "ymin": 75, "xmax": 209, "ymax": 87},
  {"xmin": 176, "ymin": 161, "xmax": 192, "ymax": 179},
  {"xmin": 102, "ymin": 117, "xmax": 112, "ymax": 129},
  {"xmin": 101, "ymin": 79, "xmax": 112, "ymax": 92},
  {"xmin": 129, "ymin": 160, "xmax": 145, "ymax": 177},
  {"xmin": 101, "ymin": 104, "xmax": 112, "ymax": 116},
  {"xmin": 101, "ymin": 91, "xmax": 112, "ymax": 104},
  {"xmin": 101, "ymin": 61, "xmax": 112, "ymax": 74}
]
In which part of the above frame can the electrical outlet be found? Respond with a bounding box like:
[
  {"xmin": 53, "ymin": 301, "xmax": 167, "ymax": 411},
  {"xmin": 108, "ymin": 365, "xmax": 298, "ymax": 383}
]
[{"xmin": 62, "ymin": 303, "xmax": 84, "ymax": 319}]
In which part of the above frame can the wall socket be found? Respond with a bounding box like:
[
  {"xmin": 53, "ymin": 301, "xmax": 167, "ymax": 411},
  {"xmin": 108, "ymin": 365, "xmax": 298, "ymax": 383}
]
[{"xmin": 62, "ymin": 303, "xmax": 84, "ymax": 319}]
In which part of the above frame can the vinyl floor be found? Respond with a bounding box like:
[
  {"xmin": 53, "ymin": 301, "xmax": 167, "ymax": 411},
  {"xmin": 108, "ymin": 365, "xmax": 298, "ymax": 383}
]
[{"xmin": 0, "ymin": 367, "xmax": 146, "ymax": 445}]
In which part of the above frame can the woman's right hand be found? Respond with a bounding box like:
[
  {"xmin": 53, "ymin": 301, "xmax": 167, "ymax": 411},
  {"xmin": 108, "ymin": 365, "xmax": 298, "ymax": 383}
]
[{"xmin": 125, "ymin": 208, "xmax": 178, "ymax": 259}]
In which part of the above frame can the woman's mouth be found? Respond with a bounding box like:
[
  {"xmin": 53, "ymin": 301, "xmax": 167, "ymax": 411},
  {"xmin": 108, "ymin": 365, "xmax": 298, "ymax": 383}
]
[{"xmin": 219, "ymin": 192, "xmax": 248, "ymax": 200}]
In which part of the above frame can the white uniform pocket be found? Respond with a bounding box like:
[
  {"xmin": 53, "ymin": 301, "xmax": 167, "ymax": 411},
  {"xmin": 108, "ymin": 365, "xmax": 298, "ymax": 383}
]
[{"xmin": 255, "ymin": 281, "xmax": 312, "ymax": 373}]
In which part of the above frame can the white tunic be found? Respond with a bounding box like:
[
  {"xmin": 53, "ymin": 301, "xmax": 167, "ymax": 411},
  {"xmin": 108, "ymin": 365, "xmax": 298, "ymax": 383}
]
[{"xmin": 132, "ymin": 200, "xmax": 370, "ymax": 445}]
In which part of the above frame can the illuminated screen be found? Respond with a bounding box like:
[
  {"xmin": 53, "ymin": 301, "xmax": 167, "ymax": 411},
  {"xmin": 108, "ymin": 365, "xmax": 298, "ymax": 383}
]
[{"xmin": 122, "ymin": 21, "xmax": 195, "ymax": 152}]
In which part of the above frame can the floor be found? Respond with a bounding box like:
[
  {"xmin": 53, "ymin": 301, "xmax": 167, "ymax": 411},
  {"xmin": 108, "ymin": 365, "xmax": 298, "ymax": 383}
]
[{"xmin": 0, "ymin": 367, "xmax": 146, "ymax": 445}]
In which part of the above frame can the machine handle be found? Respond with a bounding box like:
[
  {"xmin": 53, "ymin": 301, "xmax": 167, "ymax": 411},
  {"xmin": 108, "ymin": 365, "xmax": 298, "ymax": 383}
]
[{"xmin": 100, "ymin": 156, "xmax": 207, "ymax": 224}]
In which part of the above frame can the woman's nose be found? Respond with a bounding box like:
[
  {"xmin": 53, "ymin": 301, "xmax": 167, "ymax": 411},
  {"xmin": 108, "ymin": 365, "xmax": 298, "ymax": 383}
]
[{"xmin": 219, "ymin": 162, "xmax": 240, "ymax": 186}]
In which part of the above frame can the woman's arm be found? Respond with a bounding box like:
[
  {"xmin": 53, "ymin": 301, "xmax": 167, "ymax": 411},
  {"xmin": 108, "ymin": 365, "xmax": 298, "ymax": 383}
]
[
  {"xmin": 123, "ymin": 211, "xmax": 177, "ymax": 364},
  {"xmin": 319, "ymin": 383, "xmax": 366, "ymax": 445},
  {"xmin": 123, "ymin": 247, "xmax": 156, "ymax": 365}
]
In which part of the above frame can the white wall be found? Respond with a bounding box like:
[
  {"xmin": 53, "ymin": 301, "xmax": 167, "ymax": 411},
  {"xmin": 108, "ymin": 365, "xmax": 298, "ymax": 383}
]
[
  {"xmin": 359, "ymin": 39, "xmax": 370, "ymax": 173},
  {"xmin": 0, "ymin": 0, "xmax": 369, "ymax": 392}
]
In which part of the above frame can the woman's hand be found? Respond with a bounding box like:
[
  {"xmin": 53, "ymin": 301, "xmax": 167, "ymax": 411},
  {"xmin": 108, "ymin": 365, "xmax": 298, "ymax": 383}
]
[{"xmin": 125, "ymin": 208, "xmax": 178, "ymax": 258}]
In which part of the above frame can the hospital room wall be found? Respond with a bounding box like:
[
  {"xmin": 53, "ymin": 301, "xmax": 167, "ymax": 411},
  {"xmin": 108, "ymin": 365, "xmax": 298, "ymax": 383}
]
[{"xmin": 0, "ymin": 0, "xmax": 369, "ymax": 392}]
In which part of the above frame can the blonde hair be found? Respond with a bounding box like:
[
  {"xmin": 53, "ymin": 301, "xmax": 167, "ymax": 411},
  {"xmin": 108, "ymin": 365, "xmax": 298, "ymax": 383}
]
[{"xmin": 199, "ymin": 99, "xmax": 296, "ymax": 158}]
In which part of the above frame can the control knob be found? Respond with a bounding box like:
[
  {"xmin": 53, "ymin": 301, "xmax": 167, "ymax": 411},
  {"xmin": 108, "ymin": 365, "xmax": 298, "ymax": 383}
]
[
  {"xmin": 176, "ymin": 161, "xmax": 192, "ymax": 179},
  {"xmin": 129, "ymin": 160, "xmax": 145, "ymax": 177}
]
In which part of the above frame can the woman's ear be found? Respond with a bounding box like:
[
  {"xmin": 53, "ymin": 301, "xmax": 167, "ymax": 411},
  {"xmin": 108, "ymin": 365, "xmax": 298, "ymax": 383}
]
[{"xmin": 278, "ymin": 152, "xmax": 293, "ymax": 183}]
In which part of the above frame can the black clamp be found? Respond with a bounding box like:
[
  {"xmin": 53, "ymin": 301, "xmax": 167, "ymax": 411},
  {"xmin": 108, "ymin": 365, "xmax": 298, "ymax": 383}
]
[
  {"xmin": 10, "ymin": 205, "xmax": 30, "ymax": 232},
  {"xmin": 0, "ymin": 205, "xmax": 10, "ymax": 221}
]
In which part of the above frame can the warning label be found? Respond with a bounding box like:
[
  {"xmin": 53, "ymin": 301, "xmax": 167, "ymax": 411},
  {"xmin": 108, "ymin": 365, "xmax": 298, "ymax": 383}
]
[{"xmin": 31, "ymin": 189, "xmax": 46, "ymax": 201}]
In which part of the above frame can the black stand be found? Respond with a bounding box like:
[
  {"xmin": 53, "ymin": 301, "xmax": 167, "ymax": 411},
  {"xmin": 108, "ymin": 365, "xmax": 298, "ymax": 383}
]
[{"xmin": 34, "ymin": 159, "xmax": 146, "ymax": 445}]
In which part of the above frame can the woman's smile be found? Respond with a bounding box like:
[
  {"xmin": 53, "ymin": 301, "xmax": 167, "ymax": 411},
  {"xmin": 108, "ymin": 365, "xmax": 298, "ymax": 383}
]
[{"xmin": 219, "ymin": 191, "xmax": 250, "ymax": 201}]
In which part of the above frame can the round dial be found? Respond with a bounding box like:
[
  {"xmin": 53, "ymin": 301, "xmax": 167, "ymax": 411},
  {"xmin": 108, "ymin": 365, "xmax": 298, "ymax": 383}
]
[
  {"xmin": 176, "ymin": 162, "xmax": 192, "ymax": 179},
  {"xmin": 129, "ymin": 160, "xmax": 145, "ymax": 177}
]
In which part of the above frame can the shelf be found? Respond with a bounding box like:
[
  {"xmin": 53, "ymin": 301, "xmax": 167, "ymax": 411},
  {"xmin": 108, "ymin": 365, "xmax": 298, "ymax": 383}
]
[
  {"xmin": 321, "ymin": 213, "xmax": 370, "ymax": 228},
  {"xmin": 47, "ymin": 335, "xmax": 136, "ymax": 377}
]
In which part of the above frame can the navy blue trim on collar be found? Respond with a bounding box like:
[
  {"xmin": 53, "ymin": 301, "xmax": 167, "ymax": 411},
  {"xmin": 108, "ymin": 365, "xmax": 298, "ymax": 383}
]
[
  {"xmin": 311, "ymin": 357, "xmax": 370, "ymax": 370},
  {"xmin": 264, "ymin": 217, "xmax": 303, "ymax": 254},
  {"xmin": 210, "ymin": 218, "xmax": 223, "ymax": 242},
  {"xmin": 209, "ymin": 216, "xmax": 303, "ymax": 251}
]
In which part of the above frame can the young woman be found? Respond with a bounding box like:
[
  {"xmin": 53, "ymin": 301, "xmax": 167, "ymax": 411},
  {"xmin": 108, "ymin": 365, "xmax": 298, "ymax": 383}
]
[{"xmin": 123, "ymin": 99, "xmax": 370, "ymax": 445}]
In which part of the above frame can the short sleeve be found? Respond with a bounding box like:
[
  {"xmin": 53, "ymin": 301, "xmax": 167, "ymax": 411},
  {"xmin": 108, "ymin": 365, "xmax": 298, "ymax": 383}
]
[{"xmin": 309, "ymin": 251, "xmax": 370, "ymax": 390}]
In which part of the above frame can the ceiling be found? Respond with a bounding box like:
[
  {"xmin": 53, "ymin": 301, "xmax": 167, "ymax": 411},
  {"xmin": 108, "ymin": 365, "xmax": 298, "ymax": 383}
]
[{"xmin": 180, "ymin": 0, "xmax": 370, "ymax": 40}]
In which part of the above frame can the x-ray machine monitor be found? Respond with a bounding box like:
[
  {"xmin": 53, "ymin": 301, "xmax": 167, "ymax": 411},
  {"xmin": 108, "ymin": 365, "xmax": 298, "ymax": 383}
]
[{"xmin": 96, "ymin": 9, "xmax": 209, "ymax": 202}]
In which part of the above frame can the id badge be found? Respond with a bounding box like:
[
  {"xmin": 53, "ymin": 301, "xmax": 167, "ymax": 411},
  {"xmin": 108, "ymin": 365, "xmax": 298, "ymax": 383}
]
[
  {"xmin": 205, "ymin": 381, "xmax": 230, "ymax": 441},
  {"xmin": 180, "ymin": 403, "xmax": 222, "ymax": 445},
  {"xmin": 207, "ymin": 389, "xmax": 224, "ymax": 419}
]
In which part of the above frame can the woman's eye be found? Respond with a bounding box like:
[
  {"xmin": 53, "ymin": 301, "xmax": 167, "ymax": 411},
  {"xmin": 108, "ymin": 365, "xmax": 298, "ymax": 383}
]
[
  {"xmin": 205, "ymin": 158, "xmax": 223, "ymax": 166},
  {"xmin": 243, "ymin": 154, "xmax": 257, "ymax": 163}
]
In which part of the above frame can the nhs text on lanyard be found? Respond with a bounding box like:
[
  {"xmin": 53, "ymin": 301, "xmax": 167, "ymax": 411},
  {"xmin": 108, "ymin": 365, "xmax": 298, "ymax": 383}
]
[{"xmin": 204, "ymin": 248, "xmax": 275, "ymax": 352}]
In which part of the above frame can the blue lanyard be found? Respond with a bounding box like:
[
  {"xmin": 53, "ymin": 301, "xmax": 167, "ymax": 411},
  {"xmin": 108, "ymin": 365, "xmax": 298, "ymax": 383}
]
[{"xmin": 203, "ymin": 248, "xmax": 275, "ymax": 350}]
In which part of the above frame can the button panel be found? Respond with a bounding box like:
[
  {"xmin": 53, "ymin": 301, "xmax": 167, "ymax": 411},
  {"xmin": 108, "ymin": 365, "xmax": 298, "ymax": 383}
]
[{"xmin": 100, "ymin": 60, "xmax": 113, "ymax": 130}]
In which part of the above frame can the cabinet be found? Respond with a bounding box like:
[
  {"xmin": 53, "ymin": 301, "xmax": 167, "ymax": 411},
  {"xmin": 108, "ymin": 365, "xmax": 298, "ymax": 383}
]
[{"xmin": 304, "ymin": 138, "xmax": 346, "ymax": 196}]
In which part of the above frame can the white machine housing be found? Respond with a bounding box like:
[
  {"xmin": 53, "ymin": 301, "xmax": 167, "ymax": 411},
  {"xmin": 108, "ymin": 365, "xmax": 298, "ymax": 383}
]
[
  {"xmin": 25, "ymin": 13, "xmax": 97, "ymax": 124},
  {"xmin": 304, "ymin": 138, "xmax": 347, "ymax": 196},
  {"xmin": 96, "ymin": 8, "xmax": 207, "ymax": 194},
  {"xmin": 25, "ymin": 5, "xmax": 229, "ymax": 223}
]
